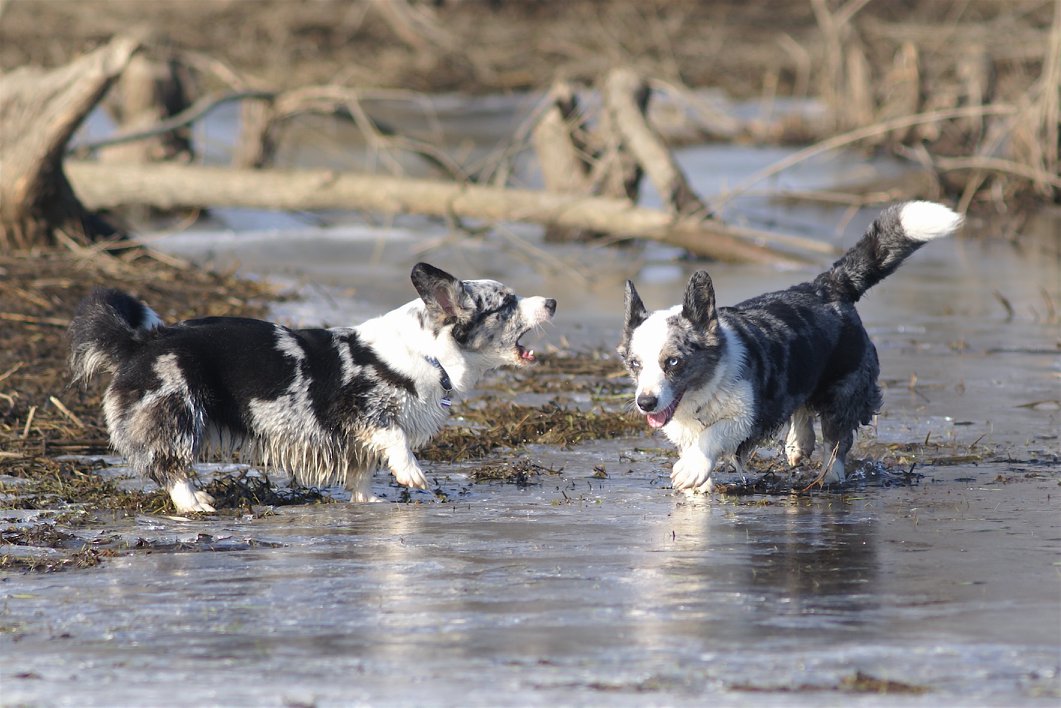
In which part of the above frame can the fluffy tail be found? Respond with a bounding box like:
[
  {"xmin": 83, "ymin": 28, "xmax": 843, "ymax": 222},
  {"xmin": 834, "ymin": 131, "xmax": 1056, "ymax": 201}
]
[
  {"xmin": 816, "ymin": 201, "xmax": 963, "ymax": 303},
  {"xmin": 68, "ymin": 288, "xmax": 165, "ymax": 383}
]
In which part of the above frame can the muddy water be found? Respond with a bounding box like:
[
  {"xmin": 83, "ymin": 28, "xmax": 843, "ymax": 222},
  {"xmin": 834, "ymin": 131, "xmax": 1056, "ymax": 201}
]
[{"xmin": 4, "ymin": 103, "xmax": 1059, "ymax": 705}]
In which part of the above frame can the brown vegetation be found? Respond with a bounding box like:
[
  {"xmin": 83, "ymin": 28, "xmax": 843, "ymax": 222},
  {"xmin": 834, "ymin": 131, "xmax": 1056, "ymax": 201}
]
[
  {"xmin": 0, "ymin": 0, "xmax": 1057, "ymax": 569},
  {"xmin": 1, "ymin": 0, "xmax": 1057, "ymax": 253}
]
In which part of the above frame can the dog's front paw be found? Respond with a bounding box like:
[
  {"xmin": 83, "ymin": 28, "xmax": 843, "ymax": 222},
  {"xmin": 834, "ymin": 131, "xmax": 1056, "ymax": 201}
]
[
  {"xmin": 169, "ymin": 480, "xmax": 216, "ymax": 513},
  {"xmin": 671, "ymin": 452, "xmax": 713, "ymax": 491},
  {"xmin": 393, "ymin": 464, "xmax": 429, "ymax": 490}
]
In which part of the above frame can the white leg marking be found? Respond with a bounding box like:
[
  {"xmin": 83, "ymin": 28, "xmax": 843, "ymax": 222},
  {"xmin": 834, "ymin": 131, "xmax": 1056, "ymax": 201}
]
[
  {"xmin": 822, "ymin": 458, "xmax": 846, "ymax": 484},
  {"xmin": 820, "ymin": 439, "xmax": 846, "ymax": 484},
  {"xmin": 169, "ymin": 479, "xmax": 216, "ymax": 513},
  {"xmin": 691, "ymin": 475, "xmax": 716, "ymax": 495},
  {"xmin": 785, "ymin": 409, "xmax": 816, "ymax": 467},
  {"xmin": 671, "ymin": 418, "xmax": 749, "ymax": 491},
  {"xmin": 671, "ymin": 447, "xmax": 714, "ymax": 491},
  {"xmin": 348, "ymin": 470, "xmax": 381, "ymax": 503}
]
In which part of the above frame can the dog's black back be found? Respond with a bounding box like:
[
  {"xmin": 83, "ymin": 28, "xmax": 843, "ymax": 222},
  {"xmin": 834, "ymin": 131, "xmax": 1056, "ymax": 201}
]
[
  {"xmin": 109, "ymin": 317, "xmax": 416, "ymax": 440},
  {"xmin": 721, "ymin": 283, "xmax": 880, "ymax": 460},
  {"xmin": 619, "ymin": 201, "xmax": 963, "ymax": 489}
]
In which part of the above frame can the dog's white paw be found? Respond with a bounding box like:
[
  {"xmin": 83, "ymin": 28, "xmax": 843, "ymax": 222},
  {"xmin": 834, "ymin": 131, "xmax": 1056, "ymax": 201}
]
[
  {"xmin": 393, "ymin": 464, "xmax": 429, "ymax": 490},
  {"xmin": 683, "ymin": 473, "xmax": 717, "ymax": 496},
  {"xmin": 784, "ymin": 412, "xmax": 815, "ymax": 467},
  {"xmin": 350, "ymin": 491, "xmax": 382, "ymax": 503},
  {"xmin": 786, "ymin": 446, "xmax": 806, "ymax": 467},
  {"xmin": 671, "ymin": 452, "xmax": 713, "ymax": 491},
  {"xmin": 169, "ymin": 480, "xmax": 216, "ymax": 513},
  {"xmin": 822, "ymin": 459, "xmax": 846, "ymax": 485}
]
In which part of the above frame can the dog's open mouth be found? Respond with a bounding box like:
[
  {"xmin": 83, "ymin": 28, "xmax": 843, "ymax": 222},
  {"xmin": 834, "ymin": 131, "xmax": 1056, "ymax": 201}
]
[
  {"xmin": 515, "ymin": 332, "xmax": 536, "ymax": 364},
  {"xmin": 516, "ymin": 344, "xmax": 536, "ymax": 362},
  {"xmin": 646, "ymin": 392, "xmax": 682, "ymax": 429}
]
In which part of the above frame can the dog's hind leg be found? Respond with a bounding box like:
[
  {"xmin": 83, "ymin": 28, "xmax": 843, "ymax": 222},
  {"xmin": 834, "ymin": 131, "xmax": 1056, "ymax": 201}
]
[
  {"xmin": 107, "ymin": 374, "xmax": 214, "ymax": 513},
  {"xmin": 818, "ymin": 370, "xmax": 882, "ymax": 485},
  {"xmin": 819, "ymin": 415, "xmax": 854, "ymax": 485},
  {"xmin": 784, "ymin": 407, "xmax": 816, "ymax": 467},
  {"xmin": 167, "ymin": 475, "xmax": 216, "ymax": 513},
  {"xmin": 129, "ymin": 455, "xmax": 215, "ymax": 514}
]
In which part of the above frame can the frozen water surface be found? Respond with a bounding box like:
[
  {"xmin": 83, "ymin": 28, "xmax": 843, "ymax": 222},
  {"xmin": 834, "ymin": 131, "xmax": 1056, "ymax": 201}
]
[
  {"xmin": 4, "ymin": 100, "xmax": 1059, "ymax": 705},
  {"xmin": 2, "ymin": 459, "xmax": 1058, "ymax": 705}
]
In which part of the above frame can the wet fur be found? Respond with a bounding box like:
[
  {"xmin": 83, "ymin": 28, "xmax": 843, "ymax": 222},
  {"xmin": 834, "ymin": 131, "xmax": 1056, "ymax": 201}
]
[
  {"xmin": 618, "ymin": 202, "xmax": 962, "ymax": 491},
  {"xmin": 70, "ymin": 263, "xmax": 555, "ymax": 512}
]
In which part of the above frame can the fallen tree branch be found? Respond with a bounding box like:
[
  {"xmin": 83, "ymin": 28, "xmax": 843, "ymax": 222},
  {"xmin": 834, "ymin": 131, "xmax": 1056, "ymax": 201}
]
[
  {"xmin": 712, "ymin": 103, "xmax": 1020, "ymax": 209},
  {"xmin": 61, "ymin": 160, "xmax": 819, "ymax": 264},
  {"xmin": 70, "ymin": 84, "xmax": 467, "ymax": 180},
  {"xmin": 68, "ymin": 89, "xmax": 276, "ymax": 154},
  {"xmin": 933, "ymin": 156, "xmax": 1061, "ymax": 190}
]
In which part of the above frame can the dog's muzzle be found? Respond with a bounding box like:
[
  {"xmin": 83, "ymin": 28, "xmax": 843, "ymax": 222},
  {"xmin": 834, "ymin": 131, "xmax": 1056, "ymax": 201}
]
[
  {"xmin": 638, "ymin": 390, "xmax": 683, "ymax": 429},
  {"xmin": 636, "ymin": 393, "xmax": 659, "ymax": 412}
]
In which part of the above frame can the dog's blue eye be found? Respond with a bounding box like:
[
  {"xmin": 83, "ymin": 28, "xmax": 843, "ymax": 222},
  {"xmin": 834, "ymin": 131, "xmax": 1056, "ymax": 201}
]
[
  {"xmin": 629, "ymin": 359, "xmax": 642, "ymax": 371},
  {"xmin": 666, "ymin": 356, "xmax": 681, "ymax": 370}
]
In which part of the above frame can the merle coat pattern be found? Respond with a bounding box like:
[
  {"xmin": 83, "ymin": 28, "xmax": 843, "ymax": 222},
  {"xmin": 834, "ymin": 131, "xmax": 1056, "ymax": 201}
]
[
  {"xmin": 618, "ymin": 202, "xmax": 962, "ymax": 491},
  {"xmin": 69, "ymin": 263, "xmax": 555, "ymax": 512}
]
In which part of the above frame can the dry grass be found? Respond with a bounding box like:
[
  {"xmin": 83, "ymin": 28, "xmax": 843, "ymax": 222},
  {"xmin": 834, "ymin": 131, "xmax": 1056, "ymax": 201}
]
[{"xmin": 1, "ymin": 0, "xmax": 1054, "ymax": 212}]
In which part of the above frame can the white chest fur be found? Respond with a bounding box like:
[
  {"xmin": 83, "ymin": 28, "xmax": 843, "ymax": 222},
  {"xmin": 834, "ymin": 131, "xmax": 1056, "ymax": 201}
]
[{"xmin": 664, "ymin": 323, "xmax": 755, "ymax": 459}]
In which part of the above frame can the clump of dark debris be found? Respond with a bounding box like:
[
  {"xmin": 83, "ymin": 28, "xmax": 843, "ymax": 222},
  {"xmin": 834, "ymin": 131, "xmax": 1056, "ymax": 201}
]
[
  {"xmin": 203, "ymin": 471, "xmax": 333, "ymax": 511},
  {"xmin": 730, "ymin": 669, "xmax": 931, "ymax": 695},
  {"xmin": 422, "ymin": 398, "xmax": 644, "ymax": 462},
  {"xmin": 468, "ymin": 459, "xmax": 564, "ymax": 487}
]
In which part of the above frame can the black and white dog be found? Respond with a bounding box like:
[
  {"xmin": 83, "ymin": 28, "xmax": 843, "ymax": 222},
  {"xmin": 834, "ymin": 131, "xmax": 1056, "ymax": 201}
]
[
  {"xmin": 618, "ymin": 201, "xmax": 962, "ymax": 492},
  {"xmin": 69, "ymin": 263, "xmax": 556, "ymax": 512}
]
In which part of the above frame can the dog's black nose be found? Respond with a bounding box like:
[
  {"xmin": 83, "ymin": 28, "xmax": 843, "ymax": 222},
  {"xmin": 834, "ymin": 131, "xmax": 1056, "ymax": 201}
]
[
  {"xmin": 636, "ymin": 394, "xmax": 658, "ymax": 412},
  {"xmin": 544, "ymin": 298, "xmax": 557, "ymax": 316}
]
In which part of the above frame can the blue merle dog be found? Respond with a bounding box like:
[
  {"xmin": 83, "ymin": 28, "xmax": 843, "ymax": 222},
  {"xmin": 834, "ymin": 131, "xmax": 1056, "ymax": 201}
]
[
  {"xmin": 618, "ymin": 202, "xmax": 962, "ymax": 491},
  {"xmin": 70, "ymin": 263, "xmax": 556, "ymax": 512}
]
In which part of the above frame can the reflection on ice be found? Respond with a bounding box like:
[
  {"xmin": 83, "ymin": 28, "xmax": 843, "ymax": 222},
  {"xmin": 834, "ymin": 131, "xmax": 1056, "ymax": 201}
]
[
  {"xmin": 7, "ymin": 104, "xmax": 1055, "ymax": 705},
  {"xmin": 2, "ymin": 469, "xmax": 1057, "ymax": 704}
]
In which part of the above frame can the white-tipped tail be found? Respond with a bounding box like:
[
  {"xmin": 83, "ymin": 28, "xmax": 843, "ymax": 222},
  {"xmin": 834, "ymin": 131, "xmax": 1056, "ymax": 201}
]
[{"xmin": 899, "ymin": 201, "xmax": 964, "ymax": 242}]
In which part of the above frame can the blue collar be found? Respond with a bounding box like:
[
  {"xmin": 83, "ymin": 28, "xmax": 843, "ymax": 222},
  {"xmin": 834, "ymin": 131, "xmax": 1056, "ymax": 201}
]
[{"xmin": 425, "ymin": 356, "xmax": 452, "ymax": 408}]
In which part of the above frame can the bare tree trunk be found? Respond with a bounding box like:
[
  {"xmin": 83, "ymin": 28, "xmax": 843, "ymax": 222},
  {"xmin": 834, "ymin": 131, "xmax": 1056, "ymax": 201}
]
[
  {"xmin": 99, "ymin": 53, "xmax": 194, "ymax": 165},
  {"xmin": 603, "ymin": 68, "xmax": 708, "ymax": 217},
  {"xmin": 0, "ymin": 37, "xmax": 139, "ymax": 250},
  {"xmin": 531, "ymin": 82, "xmax": 595, "ymax": 241},
  {"xmin": 63, "ymin": 160, "xmax": 807, "ymax": 264},
  {"xmin": 234, "ymin": 97, "xmax": 277, "ymax": 169},
  {"xmin": 531, "ymin": 73, "xmax": 713, "ymax": 242},
  {"xmin": 98, "ymin": 52, "xmax": 194, "ymax": 224}
]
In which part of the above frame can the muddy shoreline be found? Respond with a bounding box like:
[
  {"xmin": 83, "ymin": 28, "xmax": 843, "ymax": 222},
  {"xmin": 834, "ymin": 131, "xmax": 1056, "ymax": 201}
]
[
  {"xmin": 2, "ymin": 242, "xmax": 1055, "ymax": 573},
  {"xmin": 1, "ymin": 209, "xmax": 1057, "ymax": 703}
]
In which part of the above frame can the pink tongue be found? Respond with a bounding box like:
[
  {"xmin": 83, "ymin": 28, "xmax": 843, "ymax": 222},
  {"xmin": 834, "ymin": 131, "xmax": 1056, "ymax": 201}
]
[
  {"xmin": 519, "ymin": 348, "xmax": 535, "ymax": 362},
  {"xmin": 647, "ymin": 411, "xmax": 668, "ymax": 428}
]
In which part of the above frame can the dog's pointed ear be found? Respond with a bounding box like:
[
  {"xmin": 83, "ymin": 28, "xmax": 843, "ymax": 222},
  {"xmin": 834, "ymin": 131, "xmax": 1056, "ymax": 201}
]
[
  {"xmin": 682, "ymin": 270, "xmax": 717, "ymax": 330},
  {"xmin": 624, "ymin": 280, "xmax": 649, "ymax": 332},
  {"xmin": 411, "ymin": 263, "xmax": 466, "ymax": 320}
]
